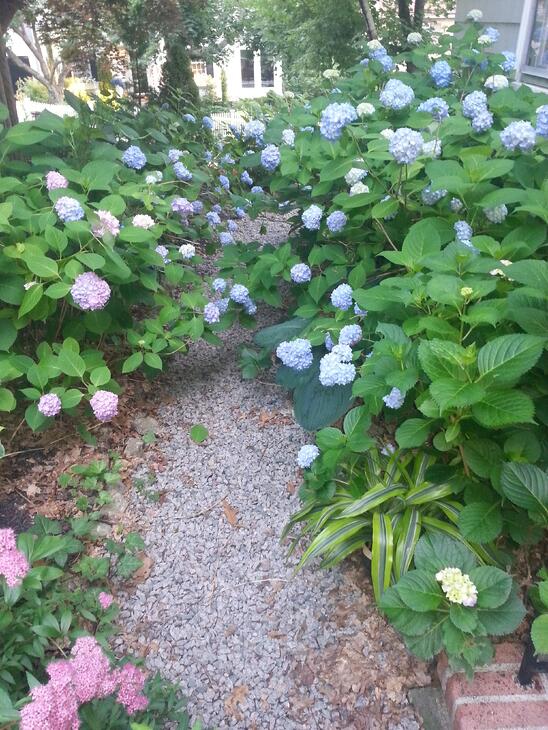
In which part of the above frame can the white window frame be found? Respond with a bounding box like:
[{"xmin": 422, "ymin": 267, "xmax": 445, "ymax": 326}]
[{"xmin": 515, "ymin": 0, "xmax": 548, "ymax": 82}]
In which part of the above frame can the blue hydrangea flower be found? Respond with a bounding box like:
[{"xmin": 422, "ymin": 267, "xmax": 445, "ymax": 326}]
[
  {"xmin": 302, "ymin": 205, "xmax": 323, "ymax": 230},
  {"xmin": 219, "ymin": 174, "xmax": 230, "ymax": 190},
  {"xmin": 471, "ymin": 110, "xmax": 493, "ymax": 133},
  {"xmin": 243, "ymin": 119, "xmax": 266, "ymax": 143},
  {"xmin": 217, "ymin": 297, "xmax": 229, "ymax": 314},
  {"xmin": 430, "ymin": 60, "xmax": 452, "ymax": 88},
  {"xmin": 230, "ymin": 284, "xmax": 249, "ymax": 304},
  {"xmin": 173, "ymin": 162, "xmax": 193, "ymax": 181},
  {"xmin": 485, "ymin": 204, "xmax": 508, "ymax": 223},
  {"xmin": 421, "ymin": 186, "xmax": 447, "ymax": 205},
  {"xmin": 462, "ymin": 91, "xmax": 488, "ymax": 119},
  {"xmin": 221, "ymin": 154, "xmax": 235, "ymax": 165},
  {"xmin": 240, "ymin": 170, "xmax": 253, "ymax": 186},
  {"xmin": 535, "ymin": 105, "xmax": 548, "ymax": 137},
  {"xmin": 219, "ymin": 231, "xmax": 234, "ymax": 246},
  {"xmin": 290, "ymin": 263, "xmax": 312, "ymax": 283},
  {"xmin": 378, "ymin": 54, "xmax": 395, "ymax": 72},
  {"xmin": 383, "ymin": 387, "xmax": 405, "ymax": 409},
  {"xmin": 212, "ymin": 204, "xmax": 222, "ymax": 213},
  {"xmin": 339, "ymin": 324, "xmax": 362, "ymax": 346},
  {"xmin": 54, "ymin": 196, "xmax": 85, "ymax": 222},
  {"xmin": 326, "ymin": 210, "xmax": 347, "ymax": 233},
  {"xmin": 331, "ymin": 343, "xmax": 353, "ymax": 362},
  {"xmin": 183, "ymin": 113, "xmax": 196, "ymax": 122},
  {"xmin": 325, "ymin": 333, "xmax": 334, "ymax": 351},
  {"xmin": 300, "ymin": 126, "xmax": 314, "ymax": 133},
  {"xmin": 484, "ymin": 26, "xmax": 500, "ymax": 43},
  {"xmin": 212, "ymin": 278, "xmax": 227, "ymax": 293},
  {"xmin": 319, "ymin": 351, "xmax": 356, "ymax": 386},
  {"xmin": 122, "ymin": 145, "xmax": 146, "ymax": 169},
  {"xmin": 276, "ymin": 338, "xmax": 313, "ymax": 370},
  {"xmin": 204, "ymin": 302, "xmax": 221, "ymax": 324},
  {"xmin": 454, "ymin": 221, "xmax": 473, "ymax": 241},
  {"xmin": 459, "ymin": 240, "xmax": 479, "ymax": 254},
  {"xmin": 500, "ymin": 121, "xmax": 536, "ymax": 152},
  {"xmin": 229, "ymin": 123, "xmax": 241, "ymax": 137},
  {"xmin": 450, "ymin": 198, "xmax": 463, "ymax": 213},
  {"xmin": 243, "ymin": 297, "xmax": 257, "ymax": 315},
  {"xmin": 227, "ymin": 219, "xmax": 238, "ymax": 232},
  {"xmin": 501, "ymin": 51, "xmax": 516, "ymax": 73},
  {"xmin": 379, "ymin": 79, "xmax": 415, "ymax": 110},
  {"xmin": 319, "ymin": 102, "xmax": 357, "ymax": 141},
  {"xmin": 297, "ymin": 444, "xmax": 320, "ymax": 469},
  {"xmin": 234, "ymin": 207, "xmax": 246, "ymax": 219},
  {"xmin": 202, "ymin": 116, "xmax": 214, "ymax": 130},
  {"xmin": 191, "ymin": 200, "xmax": 204, "ymax": 214},
  {"xmin": 260, "ymin": 144, "xmax": 281, "ymax": 171},
  {"xmin": 206, "ymin": 211, "xmax": 221, "ymax": 226},
  {"xmin": 204, "ymin": 150, "xmax": 213, "ymax": 163},
  {"xmin": 389, "ymin": 128, "xmax": 424, "ymax": 165},
  {"xmin": 354, "ymin": 303, "xmax": 367, "ymax": 316},
  {"xmin": 282, "ymin": 128, "xmax": 295, "ymax": 146},
  {"xmin": 417, "ymin": 97, "xmax": 449, "ymax": 122},
  {"xmin": 168, "ymin": 148, "xmax": 183, "ymax": 163},
  {"xmin": 330, "ymin": 283, "xmax": 353, "ymax": 311},
  {"xmin": 251, "ymin": 185, "xmax": 264, "ymax": 194}
]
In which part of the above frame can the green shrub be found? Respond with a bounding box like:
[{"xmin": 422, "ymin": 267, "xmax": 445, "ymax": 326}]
[{"xmin": 16, "ymin": 77, "xmax": 49, "ymax": 103}]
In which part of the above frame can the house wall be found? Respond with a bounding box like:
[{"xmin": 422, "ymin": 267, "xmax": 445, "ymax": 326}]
[{"xmin": 455, "ymin": 0, "xmax": 526, "ymax": 52}]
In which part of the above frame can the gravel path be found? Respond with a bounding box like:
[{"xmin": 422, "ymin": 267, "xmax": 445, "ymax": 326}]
[{"xmin": 116, "ymin": 216, "xmax": 428, "ymax": 729}]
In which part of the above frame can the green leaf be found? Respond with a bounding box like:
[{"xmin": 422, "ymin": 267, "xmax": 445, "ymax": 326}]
[
  {"xmin": 45, "ymin": 282, "xmax": 72, "ymax": 299},
  {"xmin": 57, "ymin": 348, "xmax": 86, "ymax": 378},
  {"xmin": 293, "ymin": 366, "xmax": 354, "ymax": 431},
  {"xmin": 18, "ymin": 284, "xmax": 43, "ymax": 318},
  {"xmin": 75, "ymin": 252, "xmax": 105, "ymax": 270},
  {"xmin": 429, "ymin": 379, "xmax": 485, "ymax": 410},
  {"xmin": 405, "ymin": 618, "xmax": 445, "ymax": 659},
  {"xmin": 477, "ymin": 588, "xmax": 525, "ymax": 635},
  {"xmin": 90, "ymin": 366, "xmax": 111, "ymax": 387},
  {"xmin": 462, "ymin": 439, "xmax": 502, "ymax": 478},
  {"xmin": 254, "ymin": 318, "xmax": 310, "ymax": 350},
  {"xmin": 298, "ymin": 518, "xmax": 368, "ymax": 569},
  {"xmin": 371, "ymin": 512, "xmax": 394, "ymax": 603},
  {"xmin": 449, "ymin": 604, "xmax": 478, "ymax": 633},
  {"xmin": 458, "ymin": 502, "xmax": 503, "ymax": 543},
  {"xmin": 395, "ymin": 418, "xmax": 432, "ymax": 448},
  {"xmin": 340, "ymin": 483, "xmax": 405, "ymax": 518},
  {"xmin": 143, "ymin": 352, "xmax": 162, "ymax": 370},
  {"xmin": 470, "ymin": 566, "xmax": 512, "ymax": 609},
  {"xmin": 396, "ymin": 570, "xmax": 442, "ymax": 612},
  {"xmin": 500, "ymin": 462, "xmax": 548, "ymax": 519},
  {"xmin": 319, "ymin": 157, "xmax": 354, "ymax": 181},
  {"xmin": 477, "ymin": 334, "xmax": 544, "ymax": 386},
  {"xmin": 4, "ymin": 123, "xmax": 50, "ymax": 147},
  {"xmin": 531, "ymin": 614, "xmax": 548, "ymax": 655},
  {"xmin": 24, "ymin": 254, "xmax": 59, "ymax": 278},
  {"xmin": 122, "ymin": 352, "xmax": 144, "ymax": 373},
  {"xmin": 316, "ymin": 427, "xmax": 345, "ymax": 450},
  {"xmin": 0, "ymin": 321, "xmax": 17, "ymax": 351},
  {"xmin": 394, "ymin": 508, "xmax": 421, "ymax": 580},
  {"xmin": 190, "ymin": 424, "xmax": 209, "ymax": 443},
  {"xmin": 0, "ymin": 387, "xmax": 16, "ymax": 412},
  {"xmin": 472, "ymin": 390, "xmax": 535, "ymax": 428},
  {"xmin": 413, "ymin": 533, "xmax": 476, "ymax": 574},
  {"xmin": 418, "ymin": 340, "xmax": 468, "ymax": 382}
]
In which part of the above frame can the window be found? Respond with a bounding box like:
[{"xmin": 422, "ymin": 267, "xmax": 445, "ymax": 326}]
[
  {"xmin": 526, "ymin": 0, "xmax": 548, "ymax": 71},
  {"xmin": 261, "ymin": 55, "xmax": 274, "ymax": 87},
  {"xmin": 240, "ymin": 49, "xmax": 255, "ymax": 87},
  {"xmin": 191, "ymin": 61, "xmax": 207, "ymax": 76}
]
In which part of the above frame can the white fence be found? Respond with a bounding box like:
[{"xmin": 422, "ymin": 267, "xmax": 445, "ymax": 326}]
[
  {"xmin": 211, "ymin": 110, "xmax": 245, "ymax": 137},
  {"xmin": 16, "ymin": 99, "xmax": 77, "ymax": 121}
]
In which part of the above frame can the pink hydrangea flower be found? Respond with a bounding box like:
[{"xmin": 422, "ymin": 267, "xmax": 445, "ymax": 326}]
[
  {"xmin": 45, "ymin": 170, "xmax": 69, "ymax": 190},
  {"xmin": 115, "ymin": 663, "xmax": 149, "ymax": 715},
  {"xmin": 132, "ymin": 214, "xmax": 155, "ymax": 229},
  {"xmin": 38, "ymin": 393, "xmax": 62, "ymax": 417},
  {"xmin": 0, "ymin": 528, "xmax": 29, "ymax": 588},
  {"xmin": 70, "ymin": 272, "xmax": 111, "ymax": 311},
  {"xmin": 98, "ymin": 591, "xmax": 114, "ymax": 609},
  {"xmin": 89, "ymin": 390, "xmax": 118, "ymax": 422},
  {"xmin": 92, "ymin": 210, "xmax": 121, "ymax": 238}
]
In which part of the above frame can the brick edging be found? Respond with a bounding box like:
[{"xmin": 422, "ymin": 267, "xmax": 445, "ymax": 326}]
[{"xmin": 436, "ymin": 643, "xmax": 548, "ymax": 730}]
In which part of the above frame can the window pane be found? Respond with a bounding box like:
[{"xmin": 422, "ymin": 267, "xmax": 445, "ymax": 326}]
[
  {"xmin": 527, "ymin": 0, "xmax": 548, "ymax": 70},
  {"xmin": 240, "ymin": 49, "xmax": 255, "ymax": 88},
  {"xmin": 261, "ymin": 56, "xmax": 274, "ymax": 87}
]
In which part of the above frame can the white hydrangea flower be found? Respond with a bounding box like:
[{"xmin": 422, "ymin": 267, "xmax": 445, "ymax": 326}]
[
  {"xmin": 484, "ymin": 74, "xmax": 509, "ymax": 90},
  {"xmin": 367, "ymin": 39, "xmax": 383, "ymax": 51},
  {"xmin": 357, "ymin": 102, "xmax": 375, "ymax": 116},
  {"xmin": 422, "ymin": 139, "xmax": 442, "ymax": 158},
  {"xmin": 349, "ymin": 182, "xmax": 370, "ymax": 196},
  {"xmin": 380, "ymin": 128, "xmax": 395, "ymax": 140},
  {"xmin": 435, "ymin": 567, "xmax": 478, "ymax": 607},
  {"xmin": 407, "ymin": 32, "xmax": 422, "ymax": 44},
  {"xmin": 323, "ymin": 68, "xmax": 340, "ymax": 80},
  {"xmin": 467, "ymin": 8, "xmax": 483, "ymax": 21},
  {"xmin": 478, "ymin": 34, "xmax": 492, "ymax": 45},
  {"xmin": 345, "ymin": 167, "xmax": 368, "ymax": 185}
]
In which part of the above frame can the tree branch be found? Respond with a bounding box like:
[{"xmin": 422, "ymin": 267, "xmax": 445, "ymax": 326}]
[{"xmin": 357, "ymin": 0, "xmax": 377, "ymax": 39}]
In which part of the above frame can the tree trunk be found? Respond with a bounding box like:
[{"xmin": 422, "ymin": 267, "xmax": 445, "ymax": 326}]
[
  {"xmin": 0, "ymin": 0, "xmax": 24, "ymax": 127},
  {"xmin": 397, "ymin": 0, "xmax": 413, "ymax": 33},
  {"xmin": 413, "ymin": 0, "xmax": 426, "ymax": 30},
  {"xmin": 357, "ymin": 0, "xmax": 377, "ymax": 40}
]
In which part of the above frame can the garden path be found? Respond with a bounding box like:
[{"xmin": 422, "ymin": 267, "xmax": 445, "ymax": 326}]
[{"xmin": 116, "ymin": 216, "xmax": 428, "ymax": 729}]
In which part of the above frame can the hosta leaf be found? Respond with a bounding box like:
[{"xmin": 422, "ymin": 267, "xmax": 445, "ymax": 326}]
[
  {"xmin": 458, "ymin": 502, "xmax": 503, "ymax": 543},
  {"xmin": 371, "ymin": 512, "xmax": 393, "ymax": 603},
  {"xmin": 429, "ymin": 379, "xmax": 485, "ymax": 410},
  {"xmin": 470, "ymin": 566, "xmax": 512, "ymax": 609},
  {"xmin": 298, "ymin": 518, "xmax": 368, "ymax": 568},
  {"xmin": 472, "ymin": 390, "xmax": 535, "ymax": 428},
  {"xmin": 394, "ymin": 508, "xmax": 421, "ymax": 580},
  {"xmin": 340, "ymin": 483, "xmax": 405, "ymax": 518},
  {"xmin": 477, "ymin": 334, "xmax": 544, "ymax": 385}
]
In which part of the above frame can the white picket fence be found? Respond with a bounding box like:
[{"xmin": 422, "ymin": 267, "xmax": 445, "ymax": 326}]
[{"xmin": 211, "ymin": 110, "xmax": 245, "ymax": 136}]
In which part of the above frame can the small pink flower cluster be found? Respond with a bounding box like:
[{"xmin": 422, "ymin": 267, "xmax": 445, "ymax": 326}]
[
  {"xmin": 0, "ymin": 528, "xmax": 29, "ymax": 587},
  {"xmin": 38, "ymin": 393, "xmax": 62, "ymax": 418},
  {"xmin": 45, "ymin": 170, "xmax": 69, "ymax": 190},
  {"xmin": 20, "ymin": 637, "xmax": 148, "ymax": 729},
  {"xmin": 89, "ymin": 390, "xmax": 118, "ymax": 422},
  {"xmin": 92, "ymin": 210, "xmax": 121, "ymax": 238},
  {"xmin": 98, "ymin": 591, "xmax": 114, "ymax": 609},
  {"xmin": 70, "ymin": 272, "xmax": 111, "ymax": 311}
]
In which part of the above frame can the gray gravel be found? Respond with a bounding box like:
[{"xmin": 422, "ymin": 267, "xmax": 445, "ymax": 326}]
[{"xmin": 116, "ymin": 217, "xmax": 428, "ymax": 729}]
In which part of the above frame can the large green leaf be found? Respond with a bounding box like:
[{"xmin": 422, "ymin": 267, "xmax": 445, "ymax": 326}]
[
  {"xmin": 396, "ymin": 569, "xmax": 442, "ymax": 612},
  {"xmin": 293, "ymin": 361, "xmax": 354, "ymax": 431},
  {"xmin": 418, "ymin": 340, "xmax": 469, "ymax": 382},
  {"xmin": 531, "ymin": 614, "xmax": 548, "ymax": 655},
  {"xmin": 476, "ymin": 588, "xmax": 525, "ymax": 635},
  {"xmin": 472, "ymin": 390, "xmax": 535, "ymax": 428},
  {"xmin": 470, "ymin": 566, "xmax": 512, "ymax": 609},
  {"xmin": 477, "ymin": 334, "xmax": 544, "ymax": 386},
  {"xmin": 395, "ymin": 418, "xmax": 432, "ymax": 448},
  {"xmin": 254, "ymin": 317, "xmax": 310, "ymax": 350},
  {"xmin": 380, "ymin": 586, "xmax": 439, "ymax": 636},
  {"xmin": 500, "ymin": 462, "xmax": 548, "ymax": 521},
  {"xmin": 458, "ymin": 502, "xmax": 503, "ymax": 543},
  {"xmin": 429, "ymin": 379, "xmax": 485, "ymax": 410},
  {"xmin": 413, "ymin": 533, "xmax": 476, "ymax": 574}
]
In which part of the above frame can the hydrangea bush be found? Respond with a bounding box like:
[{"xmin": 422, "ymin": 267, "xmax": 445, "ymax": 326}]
[
  {"xmin": 0, "ymin": 93, "xmax": 254, "ymax": 447},
  {"xmin": 216, "ymin": 16, "xmax": 548, "ymax": 670}
]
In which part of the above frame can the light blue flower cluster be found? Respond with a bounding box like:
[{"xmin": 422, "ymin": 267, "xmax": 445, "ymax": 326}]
[
  {"xmin": 192, "ymin": 200, "xmax": 204, "ymax": 214},
  {"xmin": 202, "ymin": 116, "xmax": 214, "ymax": 130},
  {"xmin": 172, "ymin": 197, "xmax": 194, "ymax": 216},
  {"xmin": 122, "ymin": 145, "xmax": 146, "ymax": 170},
  {"xmin": 379, "ymin": 79, "xmax": 415, "ymax": 110},
  {"xmin": 212, "ymin": 204, "xmax": 222, "ymax": 213},
  {"xmin": 450, "ymin": 198, "xmax": 463, "ymax": 212},
  {"xmin": 219, "ymin": 174, "xmax": 230, "ymax": 190},
  {"xmin": 182, "ymin": 113, "xmax": 196, "ymax": 123},
  {"xmin": 212, "ymin": 278, "xmax": 227, "ymax": 293},
  {"xmin": 330, "ymin": 283, "xmax": 353, "ymax": 311},
  {"xmin": 501, "ymin": 51, "xmax": 516, "ymax": 73},
  {"xmin": 276, "ymin": 339, "xmax": 313, "ymax": 370},
  {"xmin": 282, "ymin": 128, "xmax": 295, "ymax": 146},
  {"xmin": 227, "ymin": 219, "xmax": 238, "ymax": 232},
  {"xmin": 203, "ymin": 302, "xmax": 221, "ymax": 324},
  {"xmin": 421, "ymin": 186, "xmax": 447, "ymax": 205},
  {"xmin": 326, "ymin": 210, "xmax": 347, "ymax": 233},
  {"xmin": 368, "ymin": 44, "xmax": 395, "ymax": 71},
  {"xmin": 383, "ymin": 387, "xmax": 405, "ymax": 409},
  {"xmin": 54, "ymin": 196, "xmax": 85, "ymax": 223},
  {"xmin": 319, "ymin": 346, "xmax": 356, "ymax": 387},
  {"xmin": 219, "ymin": 231, "xmax": 234, "ymax": 246},
  {"xmin": 261, "ymin": 144, "xmax": 281, "ymax": 171},
  {"xmin": 417, "ymin": 97, "xmax": 449, "ymax": 122},
  {"xmin": 472, "ymin": 110, "xmax": 493, "ymax": 133},
  {"xmin": 500, "ymin": 121, "xmax": 536, "ymax": 152},
  {"xmin": 229, "ymin": 284, "xmax": 249, "ymax": 304},
  {"xmin": 339, "ymin": 324, "xmax": 362, "ymax": 346},
  {"xmin": 204, "ymin": 150, "xmax": 213, "ymax": 163},
  {"xmin": 302, "ymin": 204, "xmax": 323, "ymax": 230},
  {"xmin": 251, "ymin": 185, "xmax": 264, "ymax": 194},
  {"xmin": 240, "ymin": 170, "xmax": 253, "ymax": 186},
  {"xmin": 168, "ymin": 149, "xmax": 183, "ymax": 163},
  {"xmin": 243, "ymin": 119, "xmax": 266, "ymax": 143},
  {"xmin": 535, "ymin": 105, "xmax": 548, "ymax": 137},
  {"xmin": 485, "ymin": 204, "xmax": 508, "ymax": 223},
  {"xmin": 389, "ymin": 128, "xmax": 424, "ymax": 164},
  {"xmin": 206, "ymin": 211, "xmax": 221, "ymax": 226},
  {"xmin": 462, "ymin": 91, "xmax": 488, "ymax": 119},
  {"xmin": 221, "ymin": 154, "xmax": 235, "ymax": 165},
  {"xmin": 173, "ymin": 162, "xmax": 193, "ymax": 181},
  {"xmin": 429, "ymin": 60, "xmax": 452, "ymax": 88},
  {"xmin": 290, "ymin": 263, "xmax": 312, "ymax": 283},
  {"xmin": 297, "ymin": 444, "xmax": 320, "ymax": 469},
  {"xmin": 484, "ymin": 26, "xmax": 500, "ymax": 43},
  {"xmin": 354, "ymin": 303, "xmax": 367, "ymax": 316},
  {"xmin": 319, "ymin": 103, "xmax": 357, "ymax": 141},
  {"xmin": 454, "ymin": 220, "xmax": 473, "ymax": 241},
  {"xmin": 234, "ymin": 207, "xmax": 246, "ymax": 219}
]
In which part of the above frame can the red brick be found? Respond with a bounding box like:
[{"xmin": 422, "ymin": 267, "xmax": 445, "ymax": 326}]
[
  {"xmin": 454, "ymin": 699, "xmax": 548, "ymax": 730},
  {"xmin": 492, "ymin": 642, "xmax": 523, "ymax": 666},
  {"xmin": 445, "ymin": 671, "xmax": 544, "ymax": 714}
]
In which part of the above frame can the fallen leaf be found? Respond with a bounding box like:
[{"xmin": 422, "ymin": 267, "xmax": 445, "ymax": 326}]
[
  {"xmin": 131, "ymin": 554, "xmax": 153, "ymax": 583},
  {"xmin": 25, "ymin": 484, "xmax": 41, "ymax": 497},
  {"xmin": 224, "ymin": 684, "xmax": 249, "ymax": 721},
  {"xmin": 222, "ymin": 498, "xmax": 239, "ymax": 527},
  {"xmin": 286, "ymin": 480, "xmax": 297, "ymax": 495}
]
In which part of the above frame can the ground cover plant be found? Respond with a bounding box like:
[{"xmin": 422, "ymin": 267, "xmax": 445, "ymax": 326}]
[{"xmin": 214, "ymin": 11, "xmax": 548, "ymax": 670}]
